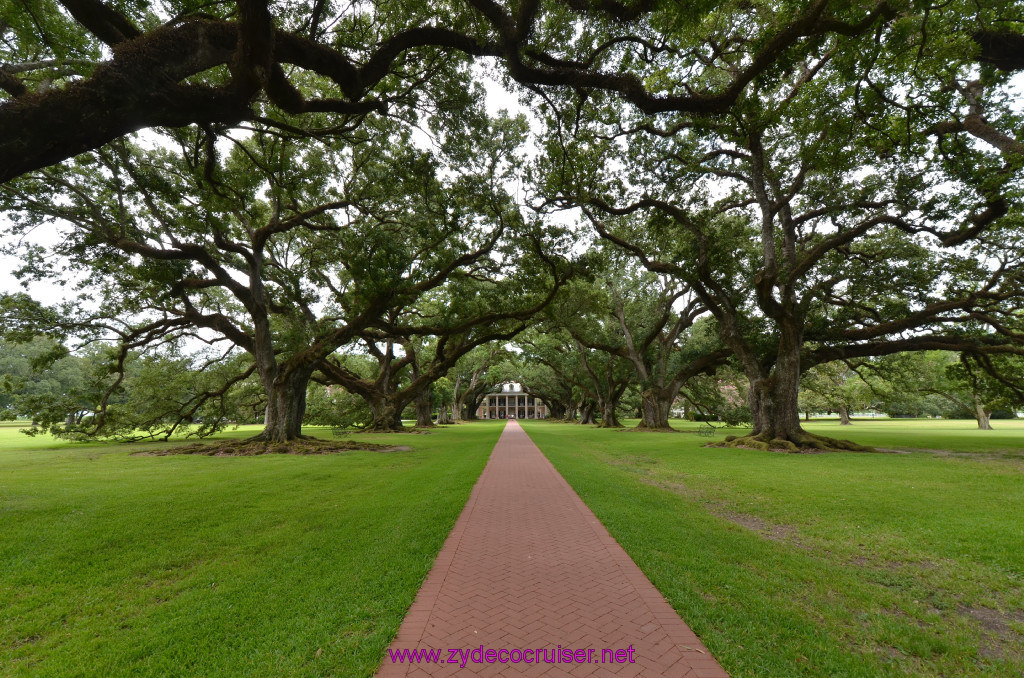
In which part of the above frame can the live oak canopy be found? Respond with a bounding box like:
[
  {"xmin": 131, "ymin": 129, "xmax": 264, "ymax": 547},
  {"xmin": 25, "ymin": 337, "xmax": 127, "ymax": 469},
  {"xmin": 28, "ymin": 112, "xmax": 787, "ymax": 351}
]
[{"xmin": 2, "ymin": 0, "xmax": 1023, "ymax": 447}]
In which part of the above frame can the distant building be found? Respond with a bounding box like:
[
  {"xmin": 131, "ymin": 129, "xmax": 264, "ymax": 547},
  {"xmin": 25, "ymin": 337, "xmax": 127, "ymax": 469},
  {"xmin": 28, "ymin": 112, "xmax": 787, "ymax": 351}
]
[{"xmin": 476, "ymin": 382, "xmax": 548, "ymax": 420}]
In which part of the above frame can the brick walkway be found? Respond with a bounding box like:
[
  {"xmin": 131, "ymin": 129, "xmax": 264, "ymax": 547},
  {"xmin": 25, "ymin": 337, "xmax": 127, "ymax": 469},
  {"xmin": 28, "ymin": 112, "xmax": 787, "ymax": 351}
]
[{"xmin": 376, "ymin": 420, "xmax": 728, "ymax": 677}]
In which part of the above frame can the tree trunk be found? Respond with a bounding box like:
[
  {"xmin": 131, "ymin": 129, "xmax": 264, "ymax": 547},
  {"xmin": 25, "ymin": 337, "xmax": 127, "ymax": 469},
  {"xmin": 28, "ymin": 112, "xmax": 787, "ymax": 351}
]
[
  {"xmin": 597, "ymin": 399, "xmax": 622, "ymax": 428},
  {"xmin": 436, "ymin": 404, "xmax": 452, "ymax": 425},
  {"xmin": 638, "ymin": 389, "xmax": 672, "ymax": 430},
  {"xmin": 748, "ymin": 373, "xmax": 802, "ymax": 441},
  {"xmin": 546, "ymin": 400, "xmax": 566, "ymax": 420},
  {"xmin": 415, "ymin": 391, "xmax": 435, "ymax": 428},
  {"xmin": 804, "ymin": 410, "xmax": 810, "ymax": 421},
  {"xmin": 747, "ymin": 331, "xmax": 805, "ymax": 443},
  {"xmin": 261, "ymin": 367, "xmax": 314, "ymax": 442},
  {"xmin": 366, "ymin": 397, "xmax": 405, "ymax": 432},
  {"xmin": 465, "ymin": 393, "xmax": 486, "ymax": 420},
  {"xmin": 731, "ymin": 344, "xmax": 867, "ymax": 451},
  {"xmin": 450, "ymin": 377, "xmax": 463, "ymax": 423},
  {"xmin": 838, "ymin": 404, "xmax": 852, "ymax": 425},
  {"xmin": 975, "ymin": 397, "xmax": 993, "ymax": 430},
  {"xmin": 578, "ymin": 400, "xmax": 596, "ymax": 425}
]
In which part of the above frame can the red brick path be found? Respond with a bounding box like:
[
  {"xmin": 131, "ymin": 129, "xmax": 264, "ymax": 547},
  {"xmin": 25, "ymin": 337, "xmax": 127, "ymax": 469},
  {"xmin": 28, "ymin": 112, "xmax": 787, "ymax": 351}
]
[{"xmin": 375, "ymin": 420, "xmax": 728, "ymax": 677}]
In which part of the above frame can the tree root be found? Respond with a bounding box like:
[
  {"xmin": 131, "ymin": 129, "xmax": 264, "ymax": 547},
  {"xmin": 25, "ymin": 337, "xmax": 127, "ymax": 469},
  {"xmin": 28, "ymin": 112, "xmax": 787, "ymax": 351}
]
[
  {"xmin": 358, "ymin": 425, "xmax": 434, "ymax": 434},
  {"xmin": 708, "ymin": 431, "xmax": 874, "ymax": 453},
  {"xmin": 135, "ymin": 438, "xmax": 407, "ymax": 456},
  {"xmin": 245, "ymin": 432, "xmax": 318, "ymax": 443},
  {"xmin": 630, "ymin": 425, "xmax": 679, "ymax": 433}
]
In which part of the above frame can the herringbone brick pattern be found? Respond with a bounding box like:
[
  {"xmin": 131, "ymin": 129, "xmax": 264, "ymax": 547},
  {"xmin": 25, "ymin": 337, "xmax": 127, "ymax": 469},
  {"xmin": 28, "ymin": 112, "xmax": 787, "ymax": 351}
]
[{"xmin": 376, "ymin": 420, "xmax": 728, "ymax": 677}]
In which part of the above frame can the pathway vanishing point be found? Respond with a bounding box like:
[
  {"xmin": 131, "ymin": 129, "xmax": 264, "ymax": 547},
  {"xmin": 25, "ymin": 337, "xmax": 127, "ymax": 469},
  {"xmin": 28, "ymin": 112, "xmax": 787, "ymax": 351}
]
[{"xmin": 376, "ymin": 420, "xmax": 729, "ymax": 677}]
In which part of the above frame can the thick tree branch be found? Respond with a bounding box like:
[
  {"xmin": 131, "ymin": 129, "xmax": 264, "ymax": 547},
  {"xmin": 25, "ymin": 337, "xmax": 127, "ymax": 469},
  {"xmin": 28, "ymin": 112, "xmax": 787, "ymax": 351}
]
[
  {"xmin": 973, "ymin": 29, "xmax": 1024, "ymax": 72},
  {"xmin": 58, "ymin": 0, "xmax": 141, "ymax": 46}
]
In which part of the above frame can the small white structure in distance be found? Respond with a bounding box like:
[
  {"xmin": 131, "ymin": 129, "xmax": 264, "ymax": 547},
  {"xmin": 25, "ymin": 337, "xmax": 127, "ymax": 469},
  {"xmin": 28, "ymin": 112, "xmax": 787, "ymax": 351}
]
[{"xmin": 477, "ymin": 382, "xmax": 548, "ymax": 420}]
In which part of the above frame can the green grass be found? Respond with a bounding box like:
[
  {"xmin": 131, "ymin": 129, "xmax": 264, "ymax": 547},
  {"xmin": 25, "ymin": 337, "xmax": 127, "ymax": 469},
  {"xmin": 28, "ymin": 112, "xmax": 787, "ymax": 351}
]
[
  {"xmin": 0, "ymin": 421, "xmax": 504, "ymax": 677},
  {"xmin": 664, "ymin": 417, "xmax": 1024, "ymax": 455},
  {"xmin": 520, "ymin": 419, "xmax": 1024, "ymax": 677}
]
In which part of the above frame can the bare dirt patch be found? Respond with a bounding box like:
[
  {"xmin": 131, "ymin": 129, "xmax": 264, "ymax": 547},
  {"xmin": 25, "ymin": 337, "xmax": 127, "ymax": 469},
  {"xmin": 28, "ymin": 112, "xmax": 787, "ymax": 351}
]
[
  {"xmin": 876, "ymin": 645, "xmax": 906, "ymax": 661},
  {"xmin": 133, "ymin": 439, "xmax": 412, "ymax": 457},
  {"xmin": 10, "ymin": 634, "xmax": 42, "ymax": 648},
  {"xmin": 637, "ymin": 475, "xmax": 702, "ymax": 501},
  {"xmin": 625, "ymin": 426, "xmax": 681, "ymax": 433},
  {"xmin": 631, "ymin": 472, "xmax": 804, "ymax": 545},
  {"xmin": 961, "ymin": 606, "xmax": 1024, "ymax": 660},
  {"xmin": 718, "ymin": 511, "xmax": 801, "ymax": 543},
  {"xmin": 877, "ymin": 447, "xmax": 1024, "ymax": 462},
  {"xmin": 964, "ymin": 605, "xmax": 1024, "ymax": 632}
]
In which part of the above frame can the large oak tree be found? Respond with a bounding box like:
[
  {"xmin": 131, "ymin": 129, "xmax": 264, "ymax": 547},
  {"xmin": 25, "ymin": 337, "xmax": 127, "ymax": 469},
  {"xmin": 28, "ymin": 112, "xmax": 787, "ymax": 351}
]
[
  {"xmin": 533, "ymin": 1, "xmax": 1024, "ymax": 450},
  {"xmin": 2, "ymin": 0, "xmax": 937, "ymax": 183},
  {"xmin": 0, "ymin": 103, "xmax": 548, "ymax": 440}
]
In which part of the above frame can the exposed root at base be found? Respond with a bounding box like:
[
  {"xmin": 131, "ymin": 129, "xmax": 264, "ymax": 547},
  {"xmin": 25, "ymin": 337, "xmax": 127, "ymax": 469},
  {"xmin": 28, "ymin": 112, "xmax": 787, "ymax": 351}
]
[
  {"xmin": 357, "ymin": 426, "xmax": 435, "ymax": 434},
  {"xmin": 134, "ymin": 439, "xmax": 410, "ymax": 456},
  {"xmin": 630, "ymin": 425, "xmax": 680, "ymax": 433},
  {"xmin": 708, "ymin": 431, "xmax": 875, "ymax": 453},
  {"xmin": 245, "ymin": 433, "xmax": 319, "ymax": 442}
]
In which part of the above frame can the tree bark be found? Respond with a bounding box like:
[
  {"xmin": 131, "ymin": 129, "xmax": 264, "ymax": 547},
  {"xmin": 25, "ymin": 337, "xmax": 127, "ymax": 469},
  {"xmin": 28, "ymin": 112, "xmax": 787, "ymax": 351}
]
[
  {"xmin": 546, "ymin": 399, "xmax": 566, "ymax": 419},
  {"xmin": 260, "ymin": 366, "xmax": 314, "ymax": 442},
  {"xmin": 436, "ymin": 404, "xmax": 453, "ymax": 425},
  {"xmin": 747, "ymin": 329, "xmax": 806, "ymax": 442},
  {"xmin": 597, "ymin": 399, "xmax": 622, "ymax": 428},
  {"xmin": 975, "ymin": 397, "xmax": 993, "ymax": 430},
  {"xmin": 638, "ymin": 388, "xmax": 672, "ymax": 430},
  {"xmin": 415, "ymin": 390, "xmax": 435, "ymax": 427},
  {"xmin": 838, "ymin": 403, "xmax": 852, "ymax": 425},
  {"xmin": 729, "ymin": 343, "xmax": 868, "ymax": 451},
  {"xmin": 578, "ymin": 400, "xmax": 596, "ymax": 425},
  {"xmin": 366, "ymin": 397, "xmax": 405, "ymax": 431}
]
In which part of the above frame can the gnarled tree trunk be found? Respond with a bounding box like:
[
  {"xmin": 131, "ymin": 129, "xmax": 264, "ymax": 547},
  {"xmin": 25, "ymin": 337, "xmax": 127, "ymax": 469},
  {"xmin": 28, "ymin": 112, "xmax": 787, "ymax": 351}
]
[
  {"xmin": 638, "ymin": 388, "xmax": 673, "ymax": 430},
  {"xmin": 838, "ymin": 404, "xmax": 852, "ymax": 425},
  {"xmin": 415, "ymin": 390, "xmax": 435, "ymax": 427},
  {"xmin": 436, "ymin": 404, "xmax": 453, "ymax": 425},
  {"xmin": 975, "ymin": 397, "xmax": 993, "ymax": 430},
  {"xmin": 597, "ymin": 399, "xmax": 622, "ymax": 428},
  {"xmin": 260, "ymin": 366, "xmax": 315, "ymax": 442},
  {"xmin": 366, "ymin": 396, "xmax": 405, "ymax": 431},
  {"xmin": 747, "ymin": 340, "xmax": 805, "ymax": 443},
  {"xmin": 578, "ymin": 400, "xmax": 596, "ymax": 425},
  {"xmin": 726, "ymin": 343, "xmax": 867, "ymax": 451}
]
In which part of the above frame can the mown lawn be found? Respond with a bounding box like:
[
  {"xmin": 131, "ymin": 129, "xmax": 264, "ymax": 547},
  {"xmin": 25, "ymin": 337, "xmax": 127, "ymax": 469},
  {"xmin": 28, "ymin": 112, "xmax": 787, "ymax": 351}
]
[
  {"xmin": 520, "ymin": 419, "xmax": 1024, "ymax": 678},
  {"xmin": 666, "ymin": 417, "xmax": 1024, "ymax": 455},
  {"xmin": 0, "ymin": 421, "xmax": 503, "ymax": 677}
]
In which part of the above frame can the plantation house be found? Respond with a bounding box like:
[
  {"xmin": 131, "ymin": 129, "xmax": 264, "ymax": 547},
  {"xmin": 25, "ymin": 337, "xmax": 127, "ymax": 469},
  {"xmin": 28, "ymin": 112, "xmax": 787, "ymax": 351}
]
[{"xmin": 477, "ymin": 383, "xmax": 548, "ymax": 420}]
